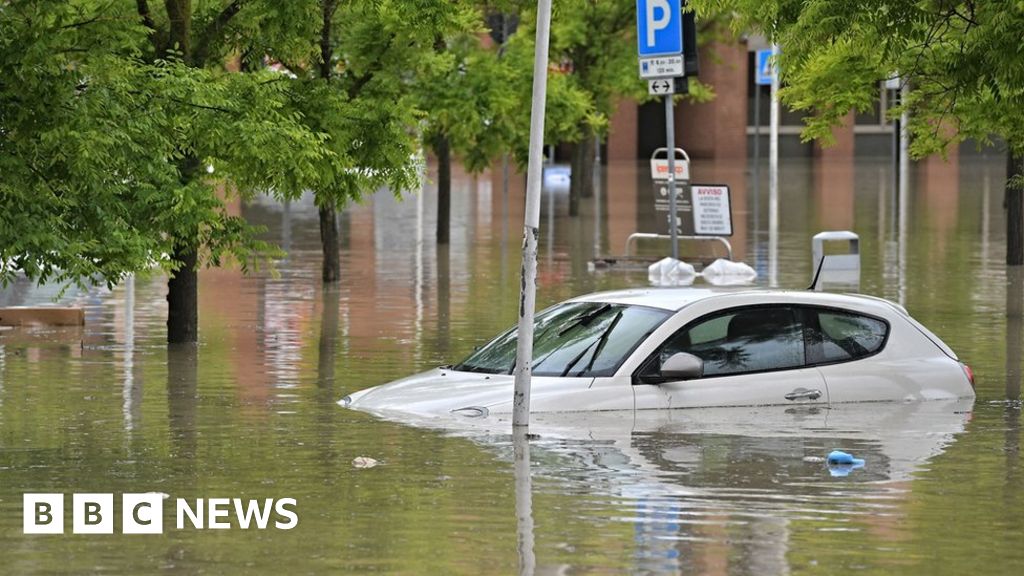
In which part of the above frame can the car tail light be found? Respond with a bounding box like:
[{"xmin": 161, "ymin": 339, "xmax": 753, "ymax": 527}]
[{"xmin": 960, "ymin": 362, "xmax": 975, "ymax": 388}]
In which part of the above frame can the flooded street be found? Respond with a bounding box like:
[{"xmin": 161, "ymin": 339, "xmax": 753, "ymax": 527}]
[{"xmin": 2, "ymin": 155, "xmax": 1023, "ymax": 574}]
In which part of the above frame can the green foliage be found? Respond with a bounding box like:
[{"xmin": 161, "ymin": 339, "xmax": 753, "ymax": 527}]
[
  {"xmin": 1, "ymin": 0, "xmax": 168, "ymax": 287},
  {"xmin": 496, "ymin": 20, "xmax": 594, "ymax": 166},
  {"xmin": 291, "ymin": 0, "xmax": 480, "ymax": 194},
  {"xmin": 694, "ymin": 0, "xmax": 1024, "ymax": 155},
  {"xmin": 494, "ymin": 0, "xmax": 726, "ymax": 169},
  {"xmin": 0, "ymin": 1, "xmax": 343, "ymax": 288},
  {"xmin": 510, "ymin": 0, "xmax": 640, "ymax": 148},
  {"xmin": 1, "ymin": 0, "xmax": 482, "ymax": 290}
]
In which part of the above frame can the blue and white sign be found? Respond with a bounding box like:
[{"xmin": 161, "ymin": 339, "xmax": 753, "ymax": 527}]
[
  {"xmin": 636, "ymin": 0, "xmax": 682, "ymax": 57},
  {"xmin": 755, "ymin": 48, "xmax": 775, "ymax": 86},
  {"xmin": 639, "ymin": 55, "xmax": 684, "ymax": 79}
]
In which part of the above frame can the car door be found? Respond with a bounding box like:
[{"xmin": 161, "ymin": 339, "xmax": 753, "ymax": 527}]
[{"xmin": 634, "ymin": 305, "xmax": 829, "ymax": 409}]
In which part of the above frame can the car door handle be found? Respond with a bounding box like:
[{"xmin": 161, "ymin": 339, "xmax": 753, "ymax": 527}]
[{"xmin": 784, "ymin": 388, "xmax": 822, "ymax": 401}]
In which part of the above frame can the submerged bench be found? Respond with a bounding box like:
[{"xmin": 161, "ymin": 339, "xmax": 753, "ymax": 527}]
[{"xmin": 0, "ymin": 307, "xmax": 85, "ymax": 327}]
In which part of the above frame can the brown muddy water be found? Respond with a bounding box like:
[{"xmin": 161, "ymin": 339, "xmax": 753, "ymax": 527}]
[{"xmin": 1, "ymin": 155, "xmax": 1022, "ymax": 574}]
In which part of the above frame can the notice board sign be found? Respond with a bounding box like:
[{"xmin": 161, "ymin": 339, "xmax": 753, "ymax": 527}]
[
  {"xmin": 691, "ymin": 185, "xmax": 732, "ymax": 236},
  {"xmin": 652, "ymin": 183, "xmax": 733, "ymax": 237}
]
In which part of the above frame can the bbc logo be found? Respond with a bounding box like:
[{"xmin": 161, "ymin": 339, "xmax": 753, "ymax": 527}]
[
  {"xmin": 24, "ymin": 493, "xmax": 298, "ymax": 534},
  {"xmin": 24, "ymin": 493, "xmax": 163, "ymax": 534}
]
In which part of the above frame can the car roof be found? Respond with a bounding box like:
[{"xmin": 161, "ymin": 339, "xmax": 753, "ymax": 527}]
[{"xmin": 568, "ymin": 287, "xmax": 907, "ymax": 315}]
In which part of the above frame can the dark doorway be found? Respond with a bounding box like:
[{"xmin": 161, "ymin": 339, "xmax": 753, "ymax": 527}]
[{"xmin": 637, "ymin": 100, "xmax": 667, "ymax": 160}]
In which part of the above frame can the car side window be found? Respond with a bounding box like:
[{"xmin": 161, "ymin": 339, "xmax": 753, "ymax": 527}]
[
  {"xmin": 806, "ymin": 309, "xmax": 887, "ymax": 363},
  {"xmin": 642, "ymin": 307, "xmax": 805, "ymax": 380}
]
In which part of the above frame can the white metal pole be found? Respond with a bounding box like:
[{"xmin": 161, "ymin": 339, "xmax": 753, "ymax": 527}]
[
  {"xmin": 513, "ymin": 427, "xmax": 536, "ymax": 575},
  {"xmin": 666, "ymin": 96, "xmax": 679, "ymax": 260},
  {"xmin": 768, "ymin": 44, "xmax": 780, "ymax": 288},
  {"xmin": 897, "ymin": 81, "xmax": 910, "ymax": 306},
  {"xmin": 899, "ymin": 82, "xmax": 910, "ymax": 219},
  {"xmin": 122, "ymin": 273, "xmax": 135, "ymax": 431},
  {"xmin": 512, "ymin": 0, "xmax": 553, "ymax": 429},
  {"xmin": 754, "ymin": 79, "xmax": 761, "ymax": 234}
]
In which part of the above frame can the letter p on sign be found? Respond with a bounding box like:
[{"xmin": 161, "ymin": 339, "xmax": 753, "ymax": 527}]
[
  {"xmin": 646, "ymin": 0, "xmax": 670, "ymax": 47},
  {"xmin": 637, "ymin": 0, "xmax": 682, "ymax": 57}
]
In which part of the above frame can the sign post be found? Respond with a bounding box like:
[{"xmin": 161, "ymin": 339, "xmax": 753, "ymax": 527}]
[
  {"xmin": 768, "ymin": 44, "xmax": 780, "ymax": 287},
  {"xmin": 637, "ymin": 0, "xmax": 684, "ymax": 259},
  {"xmin": 511, "ymin": 0, "xmax": 553, "ymax": 430},
  {"xmin": 754, "ymin": 48, "xmax": 773, "ymax": 237}
]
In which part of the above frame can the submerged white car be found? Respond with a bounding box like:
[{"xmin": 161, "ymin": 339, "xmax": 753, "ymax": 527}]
[{"xmin": 341, "ymin": 288, "xmax": 975, "ymax": 417}]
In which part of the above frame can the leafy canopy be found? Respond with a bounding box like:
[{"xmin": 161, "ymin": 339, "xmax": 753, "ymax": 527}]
[{"xmin": 691, "ymin": 0, "xmax": 1024, "ymax": 155}]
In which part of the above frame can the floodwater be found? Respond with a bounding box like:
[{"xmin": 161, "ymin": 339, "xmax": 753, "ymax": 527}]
[{"xmin": 1, "ymin": 153, "xmax": 1022, "ymax": 574}]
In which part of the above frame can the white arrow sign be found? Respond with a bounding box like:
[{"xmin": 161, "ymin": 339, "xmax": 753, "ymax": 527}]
[{"xmin": 648, "ymin": 79, "xmax": 674, "ymax": 95}]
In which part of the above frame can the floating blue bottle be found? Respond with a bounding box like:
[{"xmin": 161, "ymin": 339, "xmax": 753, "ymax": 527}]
[{"xmin": 827, "ymin": 450, "xmax": 865, "ymax": 477}]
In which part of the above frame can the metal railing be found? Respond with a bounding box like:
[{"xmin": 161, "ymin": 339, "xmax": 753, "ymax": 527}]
[{"xmin": 624, "ymin": 233, "xmax": 733, "ymax": 261}]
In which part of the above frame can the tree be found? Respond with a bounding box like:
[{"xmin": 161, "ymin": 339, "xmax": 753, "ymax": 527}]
[
  {"xmin": 501, "ymin": 1, "xmax": 715, "ymax": 217},
  {"xmin": 548, "ymin": 0, "xmax": 639, "ymax": 217},
  {"xmin": 2, "ymin": 1, "xmax": 341, "ymax": 342},
  {"xmin": 1, "ymin": 1, "xmax": 173, "ymax": 289},
  {"xmin": 415, "ymin": 22, "xmax": 519, "ymax": 245},
  {"xmin": 282, "ymin": 1, "xmax": 477, "ymax": 270},
  {"xmin": 134, "ymin": 0, "xmax": 345, "ymax": 342},
  {"xmin": 692, "ymin": 0, "xmax": 1024, "ymax": 264},
  {"xmin": 496, "ymin": 3, "xmax": 600, "ymax": 178}
]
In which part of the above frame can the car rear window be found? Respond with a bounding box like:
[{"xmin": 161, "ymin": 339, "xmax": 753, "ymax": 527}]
[{"xmin": 807, "ymin": 309, "xmax": 888, "ymax": 363}]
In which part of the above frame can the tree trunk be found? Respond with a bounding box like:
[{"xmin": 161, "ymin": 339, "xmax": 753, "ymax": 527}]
[
  {"xmin": 568, "ymin": 130, "xmax": 595, "ymax": 217},
  {"xmin": 1009, "ymin": 151, "xmax": 1023, "ymax": 266},
  {"xmin": 436, "ymin": 243, "xmax": 450, "ymax": 356},
  {"xmin": 319, "ymin": 205, "xmax": 340, "ymax": 282},
  {"xmin": 161, "ymin": 1, "xmax": 199, "ymax": 344},
  {"xmin": 580, "ymin": 134, "xmax": 596, "ymax": 199},
  {"xmin": 164, "ymin": 0, "xmax": 192, "ymax": 59},
  {"xmin": 1007, "ymin": 266, "xmax": 1023, "ymax": 400},
  {"xmin": 317, "ymin": 285, "xmax": 340, "ymax": 390},
  {"xmin": 167, "ymin": 153, "xmax": 201, "ymax": 343},
  {"xmin": 166, "ymin": 242, "xmax": 198, "ymax": 343},
  {"xmin": 167, "ymin": 342, "xmax": 198, "ymax": 460},
  {"xmin": 315, "ymin": 0, "xmax": 342, "ymax": 283},
  {"xmin": 435, "ymin": 134, "xmax": 451, "ymax": 245}
]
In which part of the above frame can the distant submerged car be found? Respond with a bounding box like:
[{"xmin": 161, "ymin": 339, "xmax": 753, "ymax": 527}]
[{"xmin": 340, "ymin": 288, "xmax": 975, "ymax": 418}]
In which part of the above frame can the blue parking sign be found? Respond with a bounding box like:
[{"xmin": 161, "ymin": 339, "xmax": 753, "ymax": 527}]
[
  {"xmin": 637, "ymin": 0, "xmax": 683, "ymax": 57},
  {"xmin": 755, "ymin": 48, "xmax": 775, "ymax": 85}
]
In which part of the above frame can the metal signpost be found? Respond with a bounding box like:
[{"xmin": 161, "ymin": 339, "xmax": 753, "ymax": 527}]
[
  {"xmin": 512, "ymin": 0, "xmax": 553, "ymax": 429},
  {"xmin": 768, "ymin": 44, "xmax": 780, "ymax": 287},
  {"xmin": 637, "ymin": 0, "xmax": 684, "ymax": 259},
  {"xmin": 754, "ymin": 48, "xmax": 773, "ymax": 229}
]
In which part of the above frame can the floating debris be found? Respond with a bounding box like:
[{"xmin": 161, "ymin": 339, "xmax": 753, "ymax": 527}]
[
  {"xmin": 826, "ymin": 450, "xmax": 865, "ymax": 477},
  {"xmin": 352, "ymin": 457, "xmax": 379, "ymax": 469}
]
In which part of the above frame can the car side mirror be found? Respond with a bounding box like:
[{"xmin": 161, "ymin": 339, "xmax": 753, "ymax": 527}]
[{"xmin": 660, "ymin": 352, "xmax": 704, "ymax": 380}]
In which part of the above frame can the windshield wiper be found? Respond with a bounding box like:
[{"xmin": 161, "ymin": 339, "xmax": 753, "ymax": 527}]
[
  {"xmin": 557, "ymin": 303, "xmax": 612, "ymax": 336},
  {"xmin": 560, "ymin": 309, "xmax": 623, "ymax": 377}
]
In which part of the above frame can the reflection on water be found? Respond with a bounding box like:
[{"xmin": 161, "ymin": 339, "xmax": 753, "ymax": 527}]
[{"xmin": 1, "ymin": 155, "xmax": 1023, "ymax": 573}]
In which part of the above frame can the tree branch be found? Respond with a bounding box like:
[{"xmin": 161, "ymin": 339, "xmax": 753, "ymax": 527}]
[
  {"xmin": 346, "ymin": 33, "xmax": 395, "ymax": 99},
  {"xmin": 136, "ymin": 0, "xmax": 164, "ymax": 55},
  {"xmin": 60, "ymin": 14, "xmax": 104, "ymax": 30},
  {"xmin": 193, "ymin": 0, "xmax": 245, "ymax": 66},
  {"xmin": 163, "ymin": 95, "xmax": 239, "ymax": 115},
  {"xmin": 319, "ymin": 0, "xmax": 338, "ymax": 80}
]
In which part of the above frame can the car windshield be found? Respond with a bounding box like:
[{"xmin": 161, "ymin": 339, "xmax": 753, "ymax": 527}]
[{"xmin": 454, "ymin": 302, "xmax": 671, "ymax": 376}]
